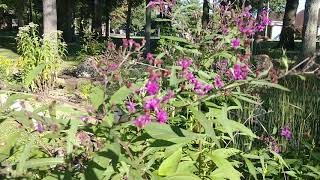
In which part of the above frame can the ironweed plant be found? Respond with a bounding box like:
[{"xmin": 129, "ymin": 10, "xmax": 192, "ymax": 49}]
[{"xmin": 0, "ymin": 1, "xmax": 320, "ymax": 180}]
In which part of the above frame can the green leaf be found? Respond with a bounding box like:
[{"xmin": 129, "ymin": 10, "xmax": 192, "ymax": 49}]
[
  {"xmin": 190, "ymin": 107, "xmax": 220, "ymax": 148},
  {"xmin": 24, "ymin": 64, "xmax": 46, "ymax": 87},
  {"xmin": 144, "ymin": 123, "xmax": 199, "ymax": 144},
  {"xmin": 158, "ymin": 148, "xmax": 182, "ymax": 176},
  {"xmin": 17, "ymin": 138, "xmax": 35, "ymax": 174},
  {"xmin": 250, "ymin": 80, "xmax": 290, "ymax": 91},
  {"xmin": 66, "ymin": 120, "xmax": 80, "ymax": 155},
  {"xmin": 234, "ymin": 95, "xmax": 261, "ymax": 105},
  {"xmin": 24, "ymin": 158, "xmax": 64, "ymax": 169},
  {"xmin": 164, "ymin": 174, "xmax": 201, "ymax": 180},
  {"xmin": 89, "ymin": 86, "xmax": 105, "ymax": 110},
  {"xmin": 304, "ymin": 165, "xmax": 320, "ymax": 176},
  {"xmin": 244, "ymin": 158, "xmax": 257, "ymax": 180},
  {"xmin": 285, "ymin": 171, "xmax": 298, "ymax": 178},
  {"xmin": 212, "ymin": 148, "xmax": 240, "ymax": 159},
  {"xmin": 208, "ymin": 152, "xmax": 242, "ymax": 180},
  {"xmin": 110, "ymin": 86, "xmax": 132, "ymax": 105}
]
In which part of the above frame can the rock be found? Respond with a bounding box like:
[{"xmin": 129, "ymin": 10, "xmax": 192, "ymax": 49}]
[{"xmin": 74, "ymin": 57, "xmax": 98, "ymax": 78}]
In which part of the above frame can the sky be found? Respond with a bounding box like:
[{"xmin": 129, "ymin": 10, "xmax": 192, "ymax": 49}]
[{"xmin": 298, "ymin": 0, "xmax": 306, "ymax": 12}]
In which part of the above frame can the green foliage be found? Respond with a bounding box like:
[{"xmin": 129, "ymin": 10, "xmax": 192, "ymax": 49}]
[{"xmin": 16, "ymin": 23, "xmax": 66, "ymax": 92}]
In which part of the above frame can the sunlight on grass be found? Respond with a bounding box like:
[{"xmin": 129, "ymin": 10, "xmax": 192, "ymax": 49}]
[{"xmin": 0, "ymin": 48, "xmax": 19, "ymax": 60}]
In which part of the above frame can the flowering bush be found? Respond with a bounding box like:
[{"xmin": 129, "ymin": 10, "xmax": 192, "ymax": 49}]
[{"xmin": 1, "ymin": 2, "xmax": 320, "ymax": 180}]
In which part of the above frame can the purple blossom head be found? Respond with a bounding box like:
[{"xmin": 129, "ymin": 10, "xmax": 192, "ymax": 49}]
[
  {"xmin": 77, "ymin": 132, "xmax": 90, "ymax": 144},
  {"xmin": 214, "ymin": 75, "xmax": 223, "ymax": 88},
  {"xmin": 156, "ymin": 109, "xmax": 168, "ymax": 123},
  {"xmin": 34, "ymin": 121, "xmax": 44, "ymax": 133},
  {"xmin": 80, "ymin": 116, "xmax": 89, "ymax": 121},
  {"xmin": 162, "ymin": 90, "xmax": 175, "ymax": 103},
  {"xmin": 231, "ymin": 38, "xmax": 241, "ymax": 49},
  {"xmin": 127, "ymin": 101, "xmax": 136, "ymax": 113},
  {"xmin": 128, "ymin": 39, "xmax": 135, "ymax": 47},
  {"xmin": 233, "ymin": 64, "xmax": 243, "ymax": 80},
  {"xmin": 109, "ymin": 63, "xmax": 118, "ymax": 71},
  {"xmin": 122, "ymin": 39, "xmax": 129, "ymax": 48},
  {"xmin": 281, "ymin": 126, "xmax": 292, "ymax": 140},
  {"xmin": 133, "ymin": 114, "xmax": 152, "ymax": 128},
  {"xmin": 146, "ymin": 52, "xmax": 154, "ymax": 62},
  {"xmin": 144, "ymin": 98, "xmax": 160, "ymax": 111},
  {"xmin": 204, "ymin": 84, "xmax": 213, "ymax": 92},
  {"xmin": 177, "ymin": 59, "xmax": 192, "ymax": 69},
  {"xmin": 272, "ymin": 144, "xmax": 281, "ymax": 154},
  {"xmin": 146, "ymin": 81, "xmax": 159, "ymax": 95}
]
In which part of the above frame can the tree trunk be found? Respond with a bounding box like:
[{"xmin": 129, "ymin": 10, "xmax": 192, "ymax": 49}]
[
  {"xmin": 301, "ymin": 0, "xmax": 320, "ymax": 59},
  {"xmin": 92, "ymin": 0, "xmax": 102, "ymax": 35},
  {"xmin": 145, "ymin": 0, "xmax": 151, "ymax": 52},
  {"xmin": 126, "ymin": 0, "xmax": 133, "ymax": 39},
  {"xmin": 16, "ymin": 0, "xmax": 25, "ymax": 27},
  {"xmin": 57, "ymin": 0, "xmax": 74, "ymax": 42},
  {"xmin": 28, "ymin": 0, "xmax": 33, "ymax": 23},
  {"xmin": 279, "ymin": 0, "xmax": 299, "ymax": 50},
  {"xmin": 43, "ymin": 0, "xmax": 57, "ymax": 35},
  {"xmin": 106, "ymin": 12, "xmax": 110, "ymax": 38},
  {"xmin": 202, "ymin": 0, "xmax": 209, "ymax": 29}
]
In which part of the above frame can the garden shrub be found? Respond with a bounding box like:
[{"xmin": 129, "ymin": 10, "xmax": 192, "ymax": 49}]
[
  {"xmin": 0, "ymin": 1, "xmax": 320, "ymax": 180},
  {"xmin": 16, "ymin": 23, "xmax": 66, "ymax": 92}
]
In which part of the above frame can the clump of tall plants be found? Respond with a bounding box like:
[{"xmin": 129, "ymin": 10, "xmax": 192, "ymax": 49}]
[{"xmin": 16, "ymin": 23, "xmax": 66, "ymax": 92}]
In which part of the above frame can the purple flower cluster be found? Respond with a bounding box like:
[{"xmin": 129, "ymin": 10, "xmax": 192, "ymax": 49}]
[
  {"xmin": 214, "ymin": 75, "xmax": 223, "ymax": 89},
  {"xmin": 281, "ymin": 126, "xmax": 292, "ymax": 140},
  {"xmin": 177, "ymin": 59, "xmax": 216, "ymax": 95},
  {"xmin": 122, "ymin": 39, "xmax": 141, "ymax": 50},
  {"xmin": 177, "ymin": 59, "xmax": 192, "ymax": 69},
  {"xmin": 146, "ymin": 81, "xmax": 159, "ymax": 95},
  {"xmin": 231, "ymin": 64, "xmax": 249, "ymax": 80},
  {"xmin": 221, "ymin": 5, "xmax": 270, "ymax": 41},
  {"xmin": 261, "ymin": 135, "xmax": 281, "ymax": 154},
  {"xmin": 147, "ymin": 0, "xmax": 176, "ymax": 9},
  {"xmin": 231, "ymin": 38, "xmax": 241, "ymax": 49},
  {"xmin": 127, "ymin": 101, "xmax": 136, "ymax": 113},
  {"xmin": 134, "ymin": 114, "xmax": 152, "ymax": 129},
  {"xmin": 132, "ymin": 68, "xmax": 174, "ymax": 128}
]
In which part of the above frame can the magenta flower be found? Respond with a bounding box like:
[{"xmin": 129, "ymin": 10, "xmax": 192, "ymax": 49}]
[
  {"xmin": 156, "ymin": 110, "xmax": 168, "ymax": 123},
  {"xmin": 231, "ymin": 38, "xmax": 241, "ymax": 49},
  {"xmin": 127, "ymin": 101, "xmax": 136, "ymax": 113},
  {"xmin": 233, "ymin": 64, "xmax": 245, "ymax": 80},
  {"xmin": 146, "ymin": 52, "xmax": 154, "ymax": 62},
  {"xmin": 133, "ymin": 114, "xmax": 152, "ymax": 128},
  {"xmin": 122, "ymin": 39, "xmax": 129, "ymax": 48},
  {"xmin": 281, "ymin": 126, "xmax": 292, "ymax": 140},
  {"xmin": 144, "ymin": 98, "xmax": 160, "ymax": 111},
  {"xmin": 146, "ymin": 81, "xmax": 159, "ymax": 95},
  {"xmin": 262, "ymin": 17, "xmax": 271, "ymax": 26},
  {"xmin": 128, "ymin": 39, "xmax": 135, "ymax": 47},
  {"xmin": 272, "ymin": 144, "xmax": 281, "ymax": 154},
  {"xmin": 162, "ymin": 90, "xmax": 175, "ymax": 103},
  {"xmin": 177, "ymin": 59, "xmax": 192, "ymax": 69},
  {"xmin": 80, "ymin": 116, "xmax": 89, "ymax": 121},
  {"xmin": 214, "ymin": 75, "xmax": 223, "ymax": 88},
  {"xmin": 34, "ymin": 121, "xmax": 44, "ymax": 133},
  {"xmin": 147, "ymin": 1, "xmax": 157, "ymax": 8},
  {"xmin": 109, "ymin": 63, "xmax": 118, "ymax": 71},
  {"xmin": 77, "ymin": 132, "xmax": 90, "ymax": 144}
]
